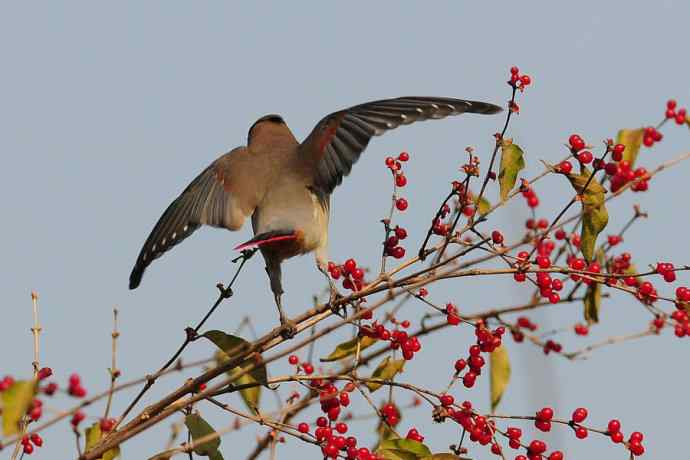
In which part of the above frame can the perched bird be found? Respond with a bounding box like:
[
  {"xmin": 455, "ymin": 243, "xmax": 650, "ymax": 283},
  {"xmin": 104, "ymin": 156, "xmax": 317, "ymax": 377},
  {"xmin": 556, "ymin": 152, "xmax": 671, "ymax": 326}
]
[{"xmin": 129, "ymin": 97, "xmax": 501, "ymax": 335}]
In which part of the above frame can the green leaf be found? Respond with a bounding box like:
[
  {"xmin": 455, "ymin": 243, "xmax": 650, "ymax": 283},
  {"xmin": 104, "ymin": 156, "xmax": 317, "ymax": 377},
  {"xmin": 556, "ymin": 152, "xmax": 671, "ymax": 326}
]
[
  {"xmin": 616, "ymin": 128, "xmax": 644, "ymax": 167},
  {"xmin": 377, "ymin": 438, "xmax": 432, "ymax": 460},
  {"xmin": 1, "ymin": 380, "xmax": 36, "ymax": 436},
  {"xmin": 475, "ymin": 196, "xmax": 491, "ymax": 216},
  {"xmin": 490, "ymin": 345, "xmax": 511, "ymax": 412},
  {"xmin": 321, "ymin": 336, "xmax": 378, "ymax": 362},
  {"xmin": 185, "ymin": 413, "xmax": 223, "ymax": 458},
  {"xmin": 85, "ymin": 422, "xmax": 121, "ymax": 460},
  {"xmin": 204, "ymin": 330, "xmax": 266, "ymax": 413},
  {"xmin": 498, "ymin": 142, "xmax": 526, "ymax": 201},
  {"xmin": 366, "ymin": 356, "xmax": 405, "ymax": 392},
  {"xmin": 565, "ymin": 169, "xmax": 608, "ymax": 262},
  {"xmin": 584, "ymin": 281, "xmax": 602, "ymax": 324}
]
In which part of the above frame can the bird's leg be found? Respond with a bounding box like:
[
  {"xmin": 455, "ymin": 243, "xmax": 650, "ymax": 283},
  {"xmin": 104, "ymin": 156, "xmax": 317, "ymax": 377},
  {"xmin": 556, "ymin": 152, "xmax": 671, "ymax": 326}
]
[
  {"xmin": 273, "ymin": 292, "xmax": 296, "ymax": 339},
  {"xmin": 265, "ymin": 261, "xmax": 296, "ymax": 339}
]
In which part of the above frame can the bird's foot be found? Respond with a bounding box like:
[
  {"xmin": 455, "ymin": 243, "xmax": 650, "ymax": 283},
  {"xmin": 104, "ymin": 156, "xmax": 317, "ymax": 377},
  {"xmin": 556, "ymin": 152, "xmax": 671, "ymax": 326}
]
[
  {"xmin": 279, "ymin": 317, "xmax": 297, "ymax": 340},
  {"xmin": 328, "ymin": 290, "xmax": 346, "ymax": 316}
]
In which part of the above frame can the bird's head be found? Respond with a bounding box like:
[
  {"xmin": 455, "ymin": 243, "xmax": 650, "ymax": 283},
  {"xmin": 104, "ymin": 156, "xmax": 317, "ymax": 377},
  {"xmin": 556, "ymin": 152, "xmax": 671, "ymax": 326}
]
[{"xmin": 247, "ymin": 114, "xmax": 288, "ymax": 145}]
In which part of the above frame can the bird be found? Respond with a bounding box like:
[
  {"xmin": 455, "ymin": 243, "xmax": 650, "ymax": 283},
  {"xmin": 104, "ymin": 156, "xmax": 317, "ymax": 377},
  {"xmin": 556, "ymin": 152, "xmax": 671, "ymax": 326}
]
[{"xmin": 129, "ymin": 96, "xmax": 502, "ymax": 336}]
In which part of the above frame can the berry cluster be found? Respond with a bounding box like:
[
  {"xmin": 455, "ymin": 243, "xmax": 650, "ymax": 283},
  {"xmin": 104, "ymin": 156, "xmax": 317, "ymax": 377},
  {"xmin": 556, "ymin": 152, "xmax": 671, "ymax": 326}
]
[
  {"xmin": 0, "ymin": 374, "xmax": 15, "ymax": 391},
  {"xmin": 68, "ymin": 373, "xmax": 87, "ymax": 398},
  {"xmin": 20, "ymin": 433, "xmax": 43, "ymax": 455},
  {"xmin": 386, "ymin": 152, "xmax": 411, "ymax": 215},
  {"xmin": 606, "ymin": 419, "xmax": 646, "ymax": 456},
  {"xmin": 664, "ymin": 99, "xmax": 687, "ymax": 125},
  {"xmin": 359, "ymin": 321, "xmax": 422, "ymax": 360},
  {"xmin": 608, "ymin": 160, "xmax": 649, "ymax": 193},
  {"xmin": 384, "ymin": 226, "xmax": 408, "ymax": 259},
  {"xmin": 452, "ymin": 322, "xmax": 504, "ymax": 388},
  {"xmin": 27, "ymin": 397, "xmax": 43, "ymax": 422},
  {"xmin": 670, "ymin": 306, "xmax": 689, "ymax": 338},
  {"xmin": 511, "ymin": 316, "xmax": 538, "ymax": 342},
  {"xmin": 509, "ymin": 66, "xmax": 532, "ymax": 91},
  {"xmin": 642, "ymin": 126, "xmax": 663, "ymax": 148},
  {"xmin": 521, "ymin": 185, "xmax": 540, "ymax": 209},
  {"xmin": 328, "ymin": 259, "xmax": 364, "ymax": 292},
  {"xmin": 287, "ymin": 354, "xmax": 315, "ymax": 375},
  {"xmin": 296, "ymin": 381, "xmax": 390, "ymax": 459}
]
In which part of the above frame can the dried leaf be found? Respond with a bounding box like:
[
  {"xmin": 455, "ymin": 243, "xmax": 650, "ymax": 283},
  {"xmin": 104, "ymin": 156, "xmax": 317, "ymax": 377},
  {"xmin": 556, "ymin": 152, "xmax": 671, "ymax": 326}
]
[
  {"xmin": 616, "ymin": 128, "xmax": 644, "ymax": 167},
  {"xmin": 498, "ymin": 142, "xmax": 526, "ymax": 201},
  {"xmin": 85, "ymin": 422, "xmax": 121, "ymax": 460},
  {"xmin": 366, "ymin": 356, "xmax": 405, "ymax": 392},
  {"xmin": 1, "ymin": 380, "xmax": 36, "ymax": 436},
  {"xmin": 490, "ymin": 345, "xmax": 511, "ymax": 412},
  {"xmin": 565, "ymin": 169, "xmax": 608, "ymax": 262},
  {"xmin": 185, "ymin": 413, "xmax": 223, "ymax": 458},
  {"xmin": 321, "ymin": 336, "xmax": 378, "ymax": 362},
  {"xmin": 584, "ymin": 281, "xmax": 602, "ymax": 324},
  {"xmin": 204, "ymin": 330, "xmax": 266, "ymax": 413},
  {"xmin": 475, "ymin": 196, "xmax": 491, "ymax": 216}
]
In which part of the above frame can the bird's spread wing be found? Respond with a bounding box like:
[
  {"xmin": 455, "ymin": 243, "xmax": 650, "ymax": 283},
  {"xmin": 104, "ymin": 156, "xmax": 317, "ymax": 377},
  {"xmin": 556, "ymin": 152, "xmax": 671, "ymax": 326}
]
[
  {"xmin": 301, "ymin": 97, "xmax": 502, "ymax": 194},
  {"xmin": 129, "ymin": 147, "xmax": 259, "ymax": 289}
]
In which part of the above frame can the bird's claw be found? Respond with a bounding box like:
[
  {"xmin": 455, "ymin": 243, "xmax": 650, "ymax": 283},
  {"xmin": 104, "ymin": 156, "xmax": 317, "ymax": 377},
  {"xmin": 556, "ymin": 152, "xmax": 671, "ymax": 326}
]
[
  {"xmin": 279, "ymin": 318, "xmax": 297, "ymax": 339},
  {"xmin": 328, "ymin": 290, "xmax": 346, "ymax": 316}
]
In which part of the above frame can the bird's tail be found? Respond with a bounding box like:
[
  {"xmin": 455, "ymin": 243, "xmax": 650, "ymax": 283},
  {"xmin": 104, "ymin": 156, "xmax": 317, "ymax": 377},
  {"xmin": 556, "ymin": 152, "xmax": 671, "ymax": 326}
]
[{"xmin": 234, "ymin": 230, "xmax": 298, "ymax": 251}]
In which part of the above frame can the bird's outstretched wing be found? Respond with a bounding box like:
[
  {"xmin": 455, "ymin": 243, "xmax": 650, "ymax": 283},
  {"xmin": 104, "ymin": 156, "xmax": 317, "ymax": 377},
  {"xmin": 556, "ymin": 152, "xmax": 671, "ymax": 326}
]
[
  {"xmin": 301, "ymin": 97, "xmax": 502, "ymax": 194},
  {"xmin": 129, "ymin": 147, "xmax": 259, "ymax": 289}
]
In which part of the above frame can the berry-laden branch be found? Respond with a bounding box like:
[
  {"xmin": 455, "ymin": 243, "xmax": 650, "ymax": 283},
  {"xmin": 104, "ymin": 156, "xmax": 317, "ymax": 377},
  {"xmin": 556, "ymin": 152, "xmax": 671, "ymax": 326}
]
[
  {"xmin": 75, "ymin": 95, "xmax": 690, "ymax": 458},
  {"xmin": 2, "ymin": 68, "xmax": 690, "ymax": 460}
]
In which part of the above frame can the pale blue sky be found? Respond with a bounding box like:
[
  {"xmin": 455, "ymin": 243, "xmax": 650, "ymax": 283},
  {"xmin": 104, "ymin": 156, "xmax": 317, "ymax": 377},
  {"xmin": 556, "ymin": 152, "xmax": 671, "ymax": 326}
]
[{"xmin": 1, "ymin": 2, "xmax": 689, "ymax": 459}]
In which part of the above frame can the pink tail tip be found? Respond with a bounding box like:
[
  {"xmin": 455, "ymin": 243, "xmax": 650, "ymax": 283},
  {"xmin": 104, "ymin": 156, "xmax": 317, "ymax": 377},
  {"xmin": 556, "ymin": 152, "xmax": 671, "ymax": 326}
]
[{"xmin": 234, "ymin": 233, "xmax": 297, "ymax": 251}]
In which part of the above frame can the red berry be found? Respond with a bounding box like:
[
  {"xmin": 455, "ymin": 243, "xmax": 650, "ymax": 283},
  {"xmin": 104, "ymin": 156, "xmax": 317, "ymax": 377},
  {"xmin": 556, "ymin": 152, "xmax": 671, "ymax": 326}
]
[
  {"xmin": 572, "ymin": 407, "xmax": 588, "ymax": 423},
  {"xmin": 395, "ymin": 198, "xmax": 408, "ymax": 211},
  {"xmin": 529, "ymin": 440, "xmax": 547, "ymax": 454},
  {"xmin": 395, "ymin": 174, "xmax": 407, "ymax": 187},
  {"xmin": 398, "ymin": 152, "xmax": 410, "ymax": 162},
  {"xmin": 439, "ymin": 394, "xmax": 454, "ymax": 407},
  {"xmin": 335, "ymin": 422, "xmax": 348, "ymax": 434},
  {"xmin": 667, "ymin": 99, "xmax": 677, "ymax": 109},
  {"xmin": 100, "ymin": 418, "xmax": 116, "ymax": 432},
  {"xmin": 68, "ymin": 373, "xmax": 81, "ymax": 387},
  {"xmin": 611, "ymin": 431, "xmax": 624, "ymax": 443},
  {"xmin": 29, "ymin": 433, "xmax": 42, "ymax": 447},
  {"xmin": 558, "ymin": 160, "xmax": 573, "ymax": 174},
  {"xmin": 577, "ymin": 150, "xmax": 593, "ymax": 164},
  {"xmin": 297, "ymin": 422, "xmax": 309, "ymax": 433},
  {"xmin": 37, "ymin": 367, "xmax": 52, "ymax": 380},
  {"xmin": 537, "ymin": 407, "xmax": 554, "ymax": 421},
  {"xmin": 23, "ymin": 443, "xmax": 34, "ymax": 454},
  {"xmin": 569, "ymin": 134, "xmax": 586, "ymax": 152},
  {"xmin": 343, "ymin": 259, "xmax": 357, "ymax": 274},
  {"xmin": 288, "ymin": 355, "xmax": 299, "ymax": 365},
  {"xmin": 71, "ymin": 410, "xmax": 86, "ymax": 427},
  {"xmin": 521, "ymin": 75, "xmax": 532, "ymax": 86},
  {"xmin": 491, "ymin": 230, "xmax": 504, "ymax": 244},
  {"xmin": 607, "ymin": 419, "xmax": 621, "ymax": 433},
  {"xmin": 630, "ymin": 431, "xmax": 644, "ymax": 442},
  {"xmin": 391, "ymin": 246, "xmax": 405, "ymax": 259},
  {"xmin": 302, "ymin": 363, "xmax": 314, "ymax": 375},
  {"xmin": 454, "ymin": 359, "xmax": 467, "ymax": 372}
]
